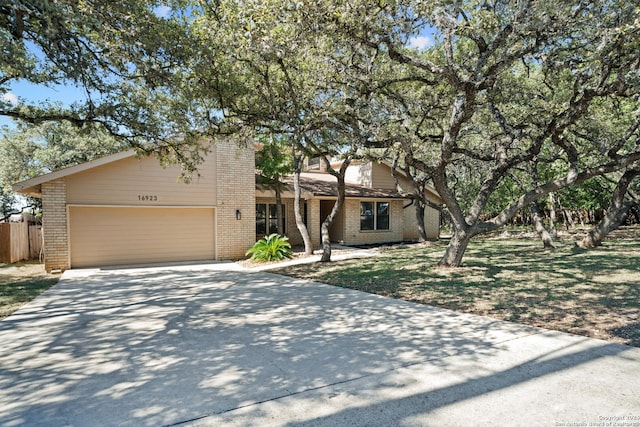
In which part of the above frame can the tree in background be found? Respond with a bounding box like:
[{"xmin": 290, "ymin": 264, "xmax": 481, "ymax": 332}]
[
  {"xmin": 0, "ymin": 187, "xmax": 14, "ymax": 219},
  {"xmin": 0, "ymin": 1, "xmax": 214, "ymax": 171},
  {"xmin": 314, "ymin": 0, "xmax": 640, "ymax": 266},
  {"xmin": 0, "ymin": 121, "xmax": 124, "ymax": 208},
  {"xmin": 255, "ymin": 134, "xmax": 294, "ymax": 236},
  {"xmin": 577, "ymin": 166, "xmax": 640, "ymax": 248},
  {"xmin": 4, "ymin": 0, "xmax": 640, "ymax": 268},
  {"xmin": 1, "ymin": 121, "xmax": 125, "ymax": 180}
]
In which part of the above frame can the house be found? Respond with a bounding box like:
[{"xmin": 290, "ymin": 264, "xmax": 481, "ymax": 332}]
[
  {"xmin": 256, "ymin": 159, "xmax": 443, "ymax": 248},
  {"xmin": 13, "ymin": 140, "xmax": 442, "ymax": 272},
  {"xmin": 12, "ymin": 140, "xmax": 255, "ymax": 272}
]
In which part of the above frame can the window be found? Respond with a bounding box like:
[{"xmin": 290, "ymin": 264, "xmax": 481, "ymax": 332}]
[
  {"xmin": 307, "ymin": 157, "xmax": 321, "ymax": 170},
  {"xmin": 256, "ymin": 203, "xmax": 285, "ymax": 235},
  {"xmin": 377, "ymin": 202, "xmax": 390, "ymax": 230},
  {"xmin": 360, "ymin": 201, "xmax": 389, "ymax": 231}
]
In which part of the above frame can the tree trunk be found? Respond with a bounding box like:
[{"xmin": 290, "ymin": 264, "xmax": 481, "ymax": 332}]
[
  {"xmin": 577, "ymin": 168, "xmax": 639, "ymax": 248},
  {"xmin": 293, "ymin": 156, "xmax": 313, "ymax": 255},
  {"xmin": 415, "ymin": 201, "xmax": 427, "ymax": 242},
  {"xmin": 275, "ymin": 182, "xmax": 284, "ymax": 235},
  {"xmin": 530, "ymin": 201, "xmax": 555, "ymax": 249},
  {"xmin": 320, "ymin": 173, "xmax": 347, "ymax": 262},
  {"xmin": 564, "ymin": 210, "xmax": 576, "ymax": 229},
  {"xmin": 438, "ymin": 228, "xmax": 472, "ymax": 267},
  {"xmin": 548, "ymin": 193, "xmax": 558, "ymax": 238},
  {"xmin": 320, "ymin": 221, "xmax": 332, "ymax": 262},
  {"xmin": 578, "ymin": 202, "xmax": 632, "ymax": 248}
]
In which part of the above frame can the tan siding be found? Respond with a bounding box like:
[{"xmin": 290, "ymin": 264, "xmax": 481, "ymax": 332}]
[
  {"xmin": 370, "ymin": 163, "xmax": 397, "ymax": 190},
  {"xmin": 66, "ymin": 151, "xmax": 217, "ymax": 206},
  {"xmin": 424, "ymin": 205, "xmax": 440, "ymax": 239},
  {"xmin": 69, "ymin": 206, "xmax": 215, "ymax": 268},
  {"xmin": 344, "ymin": 163, "xmax": 372, "ymax": 187}
]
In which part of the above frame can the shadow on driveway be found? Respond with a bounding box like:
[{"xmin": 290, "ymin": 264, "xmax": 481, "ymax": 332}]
[{"xmin": 0, "ymin": 265, "xmax": 638, "ymax": 426}]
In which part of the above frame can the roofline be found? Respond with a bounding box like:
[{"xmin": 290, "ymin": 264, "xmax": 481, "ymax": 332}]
[{"xmin": 12, "ymin": 150, "xmax": 137, "ymax": 196}]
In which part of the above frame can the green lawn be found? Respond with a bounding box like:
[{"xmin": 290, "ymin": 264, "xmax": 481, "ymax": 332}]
[
  {"xmin": 273, "ymin": 231, "xmax": 640, "ymax": 347},
  {"xmin": 0, "ymin": 262, "xmax": 59, "ymax": 320}
]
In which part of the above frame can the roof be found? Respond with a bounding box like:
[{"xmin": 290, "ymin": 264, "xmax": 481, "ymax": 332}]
[
  {"xmin": 12, "ymin": 150, "xmax": 137, "ymax": 197},
  {"xmin": 310, "ymin": 158, "xmax": 443, "ymax": 204},
  {"xmin": 256, "ymin": 172, "xmax": 408, "ymax": 200},
  {"xmin": 14, "ymin": 146, "xmax": 443, "ymax": 205}
]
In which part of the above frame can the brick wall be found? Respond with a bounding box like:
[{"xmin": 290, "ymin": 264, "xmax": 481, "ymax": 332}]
[
  {"xmin": 215, "ymin": 140, "xmax": 256, "ymax": 259},
  {"xmin": 403, "ymin": 204, "xmax": 441, "ymax": 240},
  {"xmin": 307, "ymin": 198, "xmax": 322, "ymax": 246},
  {"xmin": 41, "ymin": 178, "xmax": 69, "ymax": 272},
  {"xmin": 341, "ymin": 199, "xmax": 404, "ymax": 245}
]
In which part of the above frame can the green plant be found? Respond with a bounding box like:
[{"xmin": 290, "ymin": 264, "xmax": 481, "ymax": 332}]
[{"xmin": 245, "ymin": 234, "xmax": 293, "ymax": 262}]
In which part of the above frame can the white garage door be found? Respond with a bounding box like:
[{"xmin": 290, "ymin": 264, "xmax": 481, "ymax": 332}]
[{"xmin": 69, "ymin": 206, "xmax": 215, "ymax": 268}]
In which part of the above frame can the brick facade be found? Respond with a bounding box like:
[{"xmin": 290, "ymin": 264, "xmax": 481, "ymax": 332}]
[
  {"xmin": 35, "ymin": 140, "xmax": 256, "ymax": 270},
  {"xmin": 215, "ymin": 140, "xmax": 256, "ymax": 259},
  {"xmin": 253, "ymin": 197, "xmax": 409, "ymax": 247},
  {"xmin": 32, "ymin": 144, "xmax": 436, "ymax": 270},
  {"xmin": 41, "ymin": 179, "xmax": 69, "ymax": 272},
  {"xmin": 340, "ymin": 199, "xmax": 404, "ymax": 245}
]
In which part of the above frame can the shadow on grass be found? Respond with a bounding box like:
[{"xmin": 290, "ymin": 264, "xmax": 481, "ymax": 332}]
[
  {"xmin": 0, "ymin": 268, "xmax": 59, "ymax": 319},
  {"xmin": 274, "ymin": 236, "xmax": 640, "ymax": 347}
]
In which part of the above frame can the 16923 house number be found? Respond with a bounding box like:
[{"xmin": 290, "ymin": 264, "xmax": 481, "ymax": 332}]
[{"xmin": 138, "ymin": 195, "xmax": 158, "ymax": 201}]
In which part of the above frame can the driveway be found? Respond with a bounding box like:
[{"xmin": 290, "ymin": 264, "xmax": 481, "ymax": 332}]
[{"xmin": 1, "ymin": 263, "xmax": 638, "ymax": 427}]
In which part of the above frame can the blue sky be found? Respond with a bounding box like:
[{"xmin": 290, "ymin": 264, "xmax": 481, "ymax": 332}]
[{"xmin": 1, "ymin": 82, "xmax": 89, "ymax": 129}]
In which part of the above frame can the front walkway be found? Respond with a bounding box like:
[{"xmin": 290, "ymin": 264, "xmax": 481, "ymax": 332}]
[
  {"xmin": 0, "ymin": 263, "xmax": 638, "ymax": 426},
  {"xmin": 242, "ymin": 244, "xmax": 381, "ymax": 271}
]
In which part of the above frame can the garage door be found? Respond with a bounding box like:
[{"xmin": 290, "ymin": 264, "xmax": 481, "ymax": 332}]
[{"xmin": 69, "ymin": 206, "xmax": 215, "ymax": 268}]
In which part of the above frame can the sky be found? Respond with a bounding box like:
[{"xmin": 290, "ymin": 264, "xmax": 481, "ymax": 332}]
[
  {"xmin": 0, "ymin": 82, "xmax": 90, "ymax": 129},
  {"xmin": 408, "ymin": 35, "xmax": 432, "ymax": 50}
]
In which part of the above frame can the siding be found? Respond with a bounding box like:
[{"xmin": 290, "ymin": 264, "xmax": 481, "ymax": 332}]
[
  {"xmin": 370, "ymin": 162, "xmax": 397, "ymax": 190},
  {"xmin": 66, "ymin": 151, "xmax": 217, "ymax": 206}
]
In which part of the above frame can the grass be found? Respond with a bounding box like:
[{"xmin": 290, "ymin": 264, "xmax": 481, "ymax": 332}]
[
  {"xmin": 0, "ymin": 262, "xmax": 59, "ymax": 320},
  {"xmin": 272, "ymin": 228, "xmax": 640, "ymax": 347}
]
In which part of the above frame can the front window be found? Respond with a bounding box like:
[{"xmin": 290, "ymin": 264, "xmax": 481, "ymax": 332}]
[
  {"xmin": 377, "ymin": 202, "xmax": 390, "ymax": 230},
  {"xmin": 256, "ymin": 204, "xmax": 267, "ymax": 235},
  {"xmin": 360, "ymin": 201, "xmax": 389, "ymax": 231},
  {"xmin": 360, "ymin": 202, "xmax": 374, "ymax": 230},
  {"xmin": 256, "ymin": 203, "xmax": 286, "ymax": 235}
]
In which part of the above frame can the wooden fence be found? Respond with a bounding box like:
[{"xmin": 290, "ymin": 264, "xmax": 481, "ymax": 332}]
[{"xmin": 0, "ymin": 222, "xmax": 43, "ymax": 264}]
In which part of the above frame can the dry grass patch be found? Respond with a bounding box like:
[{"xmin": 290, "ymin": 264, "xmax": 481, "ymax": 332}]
[
  {"xmin": 0, "ymin": 262, "xmax": 59, "ymax": 319},
  {"xmin": 274, "ymin": 227, "xmax": 640, "ymax": 347}
]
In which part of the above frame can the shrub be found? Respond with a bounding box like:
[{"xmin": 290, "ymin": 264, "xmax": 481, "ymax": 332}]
[{"xmin": 245, "ymin": 234, "xmax": 293, "ymax": 262}]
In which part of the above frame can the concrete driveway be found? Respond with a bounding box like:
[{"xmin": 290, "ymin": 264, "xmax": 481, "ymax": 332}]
[{"xmin": 1, "ymin": 263, "xmax": 638, "ymax": 427}]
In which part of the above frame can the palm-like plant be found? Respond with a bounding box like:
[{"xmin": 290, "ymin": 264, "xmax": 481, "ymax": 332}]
[{"xmin": 245, "ymin": 234, "xmax": 293, "ymax": 262}]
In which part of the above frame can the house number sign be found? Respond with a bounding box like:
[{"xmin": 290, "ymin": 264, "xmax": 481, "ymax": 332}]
[{"xmin": 138, "ymin": 195, "xmax": 158, "ymax": 201}]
